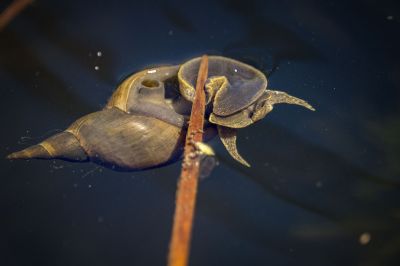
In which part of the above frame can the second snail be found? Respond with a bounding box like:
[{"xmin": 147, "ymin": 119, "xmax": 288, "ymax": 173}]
[{"xmin": 7, "ymin": 56, "xmax": 315, "ymax": 170}]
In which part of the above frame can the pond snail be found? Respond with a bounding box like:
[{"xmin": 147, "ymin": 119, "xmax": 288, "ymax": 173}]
[{"xmin": 7, "ymin": 56, "xmax": 314, "ymax": 170}]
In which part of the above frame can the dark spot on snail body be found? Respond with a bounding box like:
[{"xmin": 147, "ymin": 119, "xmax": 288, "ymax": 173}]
[{"xmin": 141, "ymin": 79, "xmax": 160, "ymax": 88}]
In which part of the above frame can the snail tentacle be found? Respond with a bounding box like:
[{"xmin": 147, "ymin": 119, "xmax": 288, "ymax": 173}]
[
  {"xmin": 217, "ymin": 125, "xmax": 250, "ymax": 167},
  {"xmin": 266, "ymin": 89, "xmax": 315, "ymax": 111}
]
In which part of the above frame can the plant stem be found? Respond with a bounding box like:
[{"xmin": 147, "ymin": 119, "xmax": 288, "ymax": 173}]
[
  {"xmin": 0, "ymin": 0, "xmax": 33, "ymax": 31},
  {"xmin": 167, "ymin": 55, "xmax": 209, "ymax": 266}
]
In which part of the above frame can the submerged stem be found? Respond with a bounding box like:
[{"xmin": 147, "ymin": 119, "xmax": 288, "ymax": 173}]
[{"xmin": 167, "ymin": 55, "xmax": 209, "ymax": 266}]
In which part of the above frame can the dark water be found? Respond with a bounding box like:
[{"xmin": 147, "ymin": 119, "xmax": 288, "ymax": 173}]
[{"xmin": 1, "ymin": 0, "xmax": 400, "ymax": 265}]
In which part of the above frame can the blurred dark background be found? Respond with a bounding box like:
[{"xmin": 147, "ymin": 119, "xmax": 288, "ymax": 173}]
[{"xmin": 1, "ymin": 0, "xmax": 400, "ymax": 265}]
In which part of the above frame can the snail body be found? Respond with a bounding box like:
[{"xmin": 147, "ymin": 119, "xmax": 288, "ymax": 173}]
[
  {"xmin": 8, "ymin": 56, "xmax": 314, "ymax": 169},
  {"xmin": 178, "ymin": 56, "xmax": 315, "ymax": 166}
]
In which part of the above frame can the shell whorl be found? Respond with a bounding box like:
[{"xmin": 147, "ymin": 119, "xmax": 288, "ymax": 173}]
[
  {"xmin": 7, "ymin": 108, "xmax": 187, "ymax": 170},
  {"xmin": 7, "ymin": 131, "xmax": 88, "ymax": 161},
  {"xmin": 72, "ymin": 108, "xmax": 186, "ymax": 170},
  {"xmin": 106, "ymin": 65, "xmax": 180, "ymax": 113}
]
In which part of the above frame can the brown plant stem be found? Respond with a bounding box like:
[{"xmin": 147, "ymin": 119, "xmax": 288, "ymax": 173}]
[
  {"xmin": 167, "ymin": 55, "xmax": 209, "ymax": 266},
  {"xmin": 0, "ymin": 0, "xmax": 33, "ymax": 31}
]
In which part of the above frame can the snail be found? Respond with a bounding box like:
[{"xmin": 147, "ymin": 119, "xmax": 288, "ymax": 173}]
[{"xmin": 7, "ymin": 56, "xmax": 314, "ymax": 170}]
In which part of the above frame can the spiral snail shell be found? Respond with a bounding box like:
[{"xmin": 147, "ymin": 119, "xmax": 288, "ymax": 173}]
[
  {"xmin": 7, "ymin": 65, "xmax": 192, "ymax": 170},
  {"xmin": 7, "ymin": 56, "xmax": 314, "ymax": 170}
]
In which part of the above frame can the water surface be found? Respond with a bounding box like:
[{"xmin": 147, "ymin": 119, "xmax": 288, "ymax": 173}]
[{"xmin": 1, "ymin": 0, "xmax": 399, "ymax": 265}]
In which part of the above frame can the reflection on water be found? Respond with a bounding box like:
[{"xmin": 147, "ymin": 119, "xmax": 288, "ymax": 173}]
[{"xmin": 1, "ymin": 0, "xmax": 399, "ymax": 266}]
